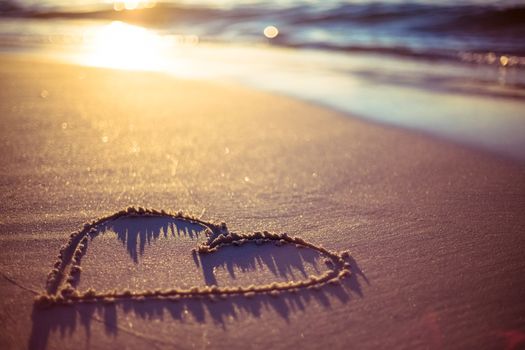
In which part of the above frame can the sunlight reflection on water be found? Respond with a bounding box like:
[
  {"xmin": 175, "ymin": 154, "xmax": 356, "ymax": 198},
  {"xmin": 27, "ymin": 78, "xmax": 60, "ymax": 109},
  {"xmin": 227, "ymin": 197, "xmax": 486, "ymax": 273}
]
[
  {"xmin": 78, "ymin": 21, "xmax": 200, "ymax": 72},
  {"xmin": 112, "ymin": 0, "xmax": 157, "ymax": 11},
  {"xmin": 81, "ymin": 21, "xmax": 171, "ymax": 71}
]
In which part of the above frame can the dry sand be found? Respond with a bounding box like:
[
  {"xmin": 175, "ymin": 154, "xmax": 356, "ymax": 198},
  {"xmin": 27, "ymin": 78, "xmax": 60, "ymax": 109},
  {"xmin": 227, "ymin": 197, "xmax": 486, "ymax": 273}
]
[{"xmin": 0, "ymin": 55, "xmax": 524, "ymax": 350}]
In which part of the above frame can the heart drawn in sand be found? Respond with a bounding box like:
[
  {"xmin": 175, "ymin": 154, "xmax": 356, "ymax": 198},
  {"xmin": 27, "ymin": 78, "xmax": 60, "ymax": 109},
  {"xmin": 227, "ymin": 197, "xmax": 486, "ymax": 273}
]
[{"xmin": 36, "ymin": 207, "xmax": 352, "ymax": 306}]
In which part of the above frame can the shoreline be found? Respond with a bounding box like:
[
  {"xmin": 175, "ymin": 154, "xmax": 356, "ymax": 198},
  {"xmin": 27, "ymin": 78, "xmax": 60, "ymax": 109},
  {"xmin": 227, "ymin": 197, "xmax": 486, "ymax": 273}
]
[
  {"xmin": 4, "ymin": 48, "xmax": 525, "ymax": 165},
  {"xmin": 1, "ymin": 54, "xmax": 524, "ymax": 350}
]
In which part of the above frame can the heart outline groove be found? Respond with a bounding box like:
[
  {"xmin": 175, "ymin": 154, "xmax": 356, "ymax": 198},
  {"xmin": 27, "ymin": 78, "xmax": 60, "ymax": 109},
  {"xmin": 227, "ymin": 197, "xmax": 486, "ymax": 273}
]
[{"xmin": 35, "ymin": 207, "xmax": 352, "ymax": 306}]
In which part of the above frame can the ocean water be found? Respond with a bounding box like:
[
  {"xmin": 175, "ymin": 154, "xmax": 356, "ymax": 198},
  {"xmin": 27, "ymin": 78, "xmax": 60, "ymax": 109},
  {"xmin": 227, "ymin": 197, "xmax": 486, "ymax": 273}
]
[
  {"xmin": 3, "ymin": 0, "xmax": 525, "ymax": 62},
  {"xmin": 1, "ymin": 0, "xmax": 524, "ymax": 159}
]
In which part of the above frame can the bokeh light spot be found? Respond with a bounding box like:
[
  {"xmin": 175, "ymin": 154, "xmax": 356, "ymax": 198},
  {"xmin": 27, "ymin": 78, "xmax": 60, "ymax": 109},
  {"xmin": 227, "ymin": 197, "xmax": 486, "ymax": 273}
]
[{"xmin": 263, "ymin": 26, "xmax": 279, "ymax": 39}]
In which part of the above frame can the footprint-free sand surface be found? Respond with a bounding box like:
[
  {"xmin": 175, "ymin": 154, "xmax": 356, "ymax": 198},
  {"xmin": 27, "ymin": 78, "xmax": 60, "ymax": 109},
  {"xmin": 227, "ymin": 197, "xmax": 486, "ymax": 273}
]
[{"xmin": 0, "ymin": 55, "xmax": 524, "ymax": 349}]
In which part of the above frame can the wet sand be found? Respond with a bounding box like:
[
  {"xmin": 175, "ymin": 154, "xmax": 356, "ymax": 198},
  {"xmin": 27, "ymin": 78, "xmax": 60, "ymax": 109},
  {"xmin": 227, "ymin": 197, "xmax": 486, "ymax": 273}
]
[{"xmin": 0, "ymin": 55, "xmax": 524, "ymax": 350}]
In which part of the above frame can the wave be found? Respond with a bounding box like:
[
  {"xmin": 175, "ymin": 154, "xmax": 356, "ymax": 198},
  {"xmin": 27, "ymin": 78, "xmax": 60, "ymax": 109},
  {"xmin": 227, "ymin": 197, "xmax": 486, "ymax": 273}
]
[
  {"xmin": 1, "ymin": 1, "xmax": 524, "ymax": 63},
  {"xmin": 3, "ymin": 2, "xmax": 525, "ymax": 28}
]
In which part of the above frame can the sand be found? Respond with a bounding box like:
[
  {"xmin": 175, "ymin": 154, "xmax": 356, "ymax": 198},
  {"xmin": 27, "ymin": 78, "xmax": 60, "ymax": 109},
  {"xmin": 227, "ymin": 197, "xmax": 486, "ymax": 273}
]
[{"xmin": 0, "ymin": 54, "xmax": 524, "ymax": 350}]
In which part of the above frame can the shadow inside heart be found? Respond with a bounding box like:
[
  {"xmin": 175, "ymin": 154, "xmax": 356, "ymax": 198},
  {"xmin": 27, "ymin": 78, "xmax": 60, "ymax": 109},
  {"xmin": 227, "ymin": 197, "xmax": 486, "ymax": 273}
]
[
  {"xmin": 198, "ymin": 243, "xmax": 323, "ymax": 287},
  {"xmin": 75, "ymin": 215, "xmax": 330, "ymax": 292},
  {"xmin": 105, "ymin": 216, "xmax": 208, "ymax": 263}
]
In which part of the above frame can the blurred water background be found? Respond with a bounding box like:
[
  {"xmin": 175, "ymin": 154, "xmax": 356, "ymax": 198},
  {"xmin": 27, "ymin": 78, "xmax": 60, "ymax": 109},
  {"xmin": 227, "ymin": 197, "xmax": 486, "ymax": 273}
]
[{"xmin": 1, "ymin": 0, "xmax": 524, "ymax": 159}]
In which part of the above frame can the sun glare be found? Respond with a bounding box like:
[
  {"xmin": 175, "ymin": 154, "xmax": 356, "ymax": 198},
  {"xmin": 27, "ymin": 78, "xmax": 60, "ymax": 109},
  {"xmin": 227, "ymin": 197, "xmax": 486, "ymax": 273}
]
[
  {"xmin": 112, "ymin": 0, "xmax": 156, "ymax": 11},
  {"xmin": 82, "ymin": 22, "xmax": 169, "ymax": 71}
]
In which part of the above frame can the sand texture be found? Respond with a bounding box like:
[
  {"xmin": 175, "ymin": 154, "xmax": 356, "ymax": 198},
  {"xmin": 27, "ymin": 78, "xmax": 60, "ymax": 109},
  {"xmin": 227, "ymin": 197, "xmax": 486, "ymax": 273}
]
[{"xmin": 0, "ymin": 56, "xmax": 524, "ymax": 350}]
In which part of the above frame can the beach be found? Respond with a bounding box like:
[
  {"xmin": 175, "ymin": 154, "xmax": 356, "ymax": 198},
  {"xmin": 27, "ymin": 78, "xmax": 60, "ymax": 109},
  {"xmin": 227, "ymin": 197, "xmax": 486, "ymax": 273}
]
[{"xmin": 0, "ymin": 54, "xmax": 524, "ymax": 349}]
